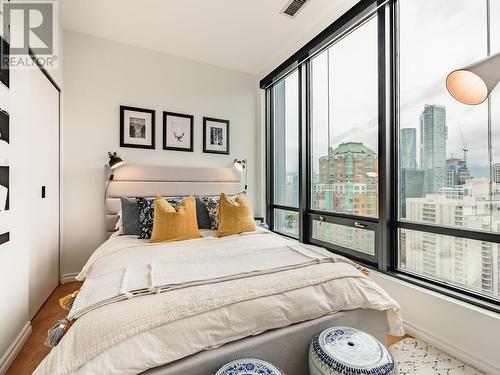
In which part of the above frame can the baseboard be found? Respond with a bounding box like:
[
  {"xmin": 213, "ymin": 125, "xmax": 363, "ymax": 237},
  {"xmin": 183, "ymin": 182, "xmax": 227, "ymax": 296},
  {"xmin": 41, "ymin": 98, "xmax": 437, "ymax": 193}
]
[
  {"xmin": 60, "ymin": 272, "xmax": 78, "ymax": 284},
  {"xmin": 0, "ymin": 322, "xmax": 31, "ymax": 375},
  {"xmin": 404, "ymin": 320, "xmax": 499, "ymax": 374}
]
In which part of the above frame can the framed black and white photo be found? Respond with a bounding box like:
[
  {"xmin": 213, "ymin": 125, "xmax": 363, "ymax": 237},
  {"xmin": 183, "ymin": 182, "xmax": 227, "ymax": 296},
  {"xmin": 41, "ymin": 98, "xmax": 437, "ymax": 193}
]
[
  {"xmin": 203, "ymin": 117, "xmax": 229, "ymax": 155},
  {"xmin": 0, "ymin": 39, "xmax": 9, "ymax": 88},
  {"xmin": 0, "ymin": 232, "xmax": 9, "ymax": 245},
  {"xmin": 0, "ymin": 165, "xmax": 9, "ymax": 211},
  {"xmin": 120, "ymin": 106, "xmax": 155, "ymax": 149},
  {"xmin": 163, "ymin": 111, "xmax": 193, "ymax": 152},
  {"xmin": 0, "ymin": 109, "xmax": 8, "ymax": 145}
]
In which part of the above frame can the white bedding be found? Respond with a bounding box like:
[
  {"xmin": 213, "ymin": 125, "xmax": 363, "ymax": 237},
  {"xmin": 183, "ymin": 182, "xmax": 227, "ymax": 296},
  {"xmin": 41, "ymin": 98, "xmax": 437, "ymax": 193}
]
[{"xmin": 35, "ymin": 229, "xmax": 404, "ymax": 375}]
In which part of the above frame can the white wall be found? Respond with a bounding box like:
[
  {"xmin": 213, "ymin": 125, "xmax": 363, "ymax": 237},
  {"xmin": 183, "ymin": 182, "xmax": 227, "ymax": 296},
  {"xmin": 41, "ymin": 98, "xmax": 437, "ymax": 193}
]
[
  {"xmin": 61, "ymin": 30, "xmax": 261, "ymax": 278},
  {"xmin": 371, "ymin": 272, "xmax": 500, "ymax": 374}
]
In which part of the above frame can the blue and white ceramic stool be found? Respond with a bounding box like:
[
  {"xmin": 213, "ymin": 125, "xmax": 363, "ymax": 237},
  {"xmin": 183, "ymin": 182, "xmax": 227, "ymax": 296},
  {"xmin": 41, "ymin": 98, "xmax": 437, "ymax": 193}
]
[
  {"xmin": 214, "ymin": 358, "xmax": 285, "ymax": 375},
  {"xmin": 309, "ymin": 326, "xmax": 397, "ymax": 375}
]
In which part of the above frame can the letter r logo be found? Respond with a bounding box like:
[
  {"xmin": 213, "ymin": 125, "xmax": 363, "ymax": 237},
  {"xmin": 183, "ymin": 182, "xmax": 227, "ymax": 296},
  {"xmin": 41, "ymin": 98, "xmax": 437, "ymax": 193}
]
[{"xmin": 3, "ymin": 2, "xmax": 53, "ymax": 55}]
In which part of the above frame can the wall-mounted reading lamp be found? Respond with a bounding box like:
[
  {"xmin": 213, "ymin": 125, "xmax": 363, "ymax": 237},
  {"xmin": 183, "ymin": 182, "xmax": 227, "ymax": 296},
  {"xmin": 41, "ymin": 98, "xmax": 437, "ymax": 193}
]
[
  {"xmin": 446, "ymin": 52, "xmax": 500, "ymax": 105},
  {"xmin": 234, "ymin": 159, "xmax": 247, "ymax": 191},
  {"xmin": 105, "ymin": 152, "xmax": 124, "ymax": 198},
  {"xmin": 108, "ymin": 152, "xmax": 124, "ymax": 179}
]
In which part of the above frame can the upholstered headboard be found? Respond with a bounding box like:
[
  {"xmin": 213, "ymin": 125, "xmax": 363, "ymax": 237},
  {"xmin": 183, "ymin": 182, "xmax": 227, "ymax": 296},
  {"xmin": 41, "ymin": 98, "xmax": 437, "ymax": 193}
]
[{"xmin": 105, "ymin": 164, "xmax": 244, "ymax": 235}]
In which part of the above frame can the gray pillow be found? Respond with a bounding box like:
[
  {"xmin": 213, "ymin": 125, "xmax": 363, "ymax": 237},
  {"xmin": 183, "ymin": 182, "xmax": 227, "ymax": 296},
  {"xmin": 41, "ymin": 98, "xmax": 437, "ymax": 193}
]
[
  {"xmin": 120, "ymin": 197, "xmax": 141, "ymax": 235},
  {"xmin": 195, "ymin": 196, "xmax": 211, "ymax": 230}
]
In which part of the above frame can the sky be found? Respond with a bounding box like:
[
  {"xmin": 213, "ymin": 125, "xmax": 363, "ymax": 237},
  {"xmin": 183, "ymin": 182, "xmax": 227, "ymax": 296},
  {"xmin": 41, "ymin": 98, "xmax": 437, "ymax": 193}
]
[
  {"xmin": 399, "ymin": 0, "xmax": 499, "ymax": 177},
  {"xmin": 281, "ymin": 0, "xmax": 500, "ymax": 176}
]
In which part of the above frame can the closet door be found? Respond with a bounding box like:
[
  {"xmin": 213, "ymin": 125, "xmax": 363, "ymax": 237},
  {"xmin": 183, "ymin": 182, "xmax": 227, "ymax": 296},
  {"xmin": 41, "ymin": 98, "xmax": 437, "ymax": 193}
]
[{"xmin": 27, "ymin": 67, "xmax": 59, "ymax": 319}]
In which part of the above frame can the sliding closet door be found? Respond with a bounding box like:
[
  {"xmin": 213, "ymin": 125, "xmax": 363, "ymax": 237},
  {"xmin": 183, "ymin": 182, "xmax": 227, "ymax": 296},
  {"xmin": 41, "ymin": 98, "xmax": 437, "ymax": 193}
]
[{"xmin": 26, "ymin": 67, "xmax": 59, "ymax": 319}]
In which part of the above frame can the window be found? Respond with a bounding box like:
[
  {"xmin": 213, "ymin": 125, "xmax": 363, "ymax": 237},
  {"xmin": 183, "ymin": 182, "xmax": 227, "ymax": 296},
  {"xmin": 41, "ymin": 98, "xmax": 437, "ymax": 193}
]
[
  {"xmin": 269, "ymin": 70, "xmax": 300, "ymax": 238},
  {"xmin": 311, "ymin": 16, "xmax": 379, "ymax": 218},
  {"xmin": 263, "ymin": 0, "xmax": 500, "ymax": 310},
  {"xmin": 397, "ymin": 0, "xmax": 500, "ymax": 302},
  {"xmin": 308, "ymin": 15, "xmax": 379, "ymax": 263}
]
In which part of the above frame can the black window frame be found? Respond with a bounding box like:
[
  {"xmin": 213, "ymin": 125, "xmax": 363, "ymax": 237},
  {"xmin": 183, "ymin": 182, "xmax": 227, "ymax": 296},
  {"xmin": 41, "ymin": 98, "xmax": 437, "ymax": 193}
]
[{"xmin": 262, "ymin": 0, "xmax": 500, "ymax": 313}]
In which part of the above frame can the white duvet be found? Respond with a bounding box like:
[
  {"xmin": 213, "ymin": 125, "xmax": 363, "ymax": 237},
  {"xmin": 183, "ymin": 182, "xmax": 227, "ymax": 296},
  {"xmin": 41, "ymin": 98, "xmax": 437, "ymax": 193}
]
[{"xmin": 34, "ymin": 229, "xmax": 404, "ymax": 375}]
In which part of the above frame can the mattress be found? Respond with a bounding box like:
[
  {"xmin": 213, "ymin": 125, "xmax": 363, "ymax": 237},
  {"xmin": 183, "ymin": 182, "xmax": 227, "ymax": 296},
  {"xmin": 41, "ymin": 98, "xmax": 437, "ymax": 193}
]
[{"xmin": 34, "ymin": 229, "xmax": 403, "ymax": 375}]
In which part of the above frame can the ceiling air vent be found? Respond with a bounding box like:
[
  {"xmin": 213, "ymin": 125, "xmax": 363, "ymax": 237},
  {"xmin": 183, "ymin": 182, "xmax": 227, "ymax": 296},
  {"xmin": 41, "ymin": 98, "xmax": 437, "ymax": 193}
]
[{"xmin": 281, "ymin": 0, "xmax": 309, "ymax": 18}]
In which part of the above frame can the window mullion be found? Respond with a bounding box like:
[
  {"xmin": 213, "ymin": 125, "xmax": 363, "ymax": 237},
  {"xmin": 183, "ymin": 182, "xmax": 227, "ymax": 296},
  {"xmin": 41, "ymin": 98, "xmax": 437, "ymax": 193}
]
[
  {"xmin": 265, "ymin": 88, "xmax": 273, "ymax": 229},
  {"xmin": 299, "ymin": 62, "xmax": 310, "ymax": 243},
  {"xmin": 377, "ymin": 2, "xmax": 393, "ymax": 272}
]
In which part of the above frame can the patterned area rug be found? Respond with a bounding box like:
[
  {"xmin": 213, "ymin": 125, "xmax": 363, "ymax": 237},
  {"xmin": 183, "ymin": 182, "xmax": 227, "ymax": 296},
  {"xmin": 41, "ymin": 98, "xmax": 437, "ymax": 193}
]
[{"xmin": 389, "ymin": 338, "xmax": 485, "ymax": 375}]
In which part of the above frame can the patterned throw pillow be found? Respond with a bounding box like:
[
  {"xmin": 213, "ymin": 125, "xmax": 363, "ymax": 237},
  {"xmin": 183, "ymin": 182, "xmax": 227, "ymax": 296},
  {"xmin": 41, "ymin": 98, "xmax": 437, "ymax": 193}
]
[
  {"xmin": 201, "ymin": 193, "xmax": 243, "ymax": 230},
  {"xmin": 201, "ymin": 196, "xmax": 220, "ymax": 230},
  {"xmin": 136, "ymin": 197, "xmax": 182, "ymax": 239}
]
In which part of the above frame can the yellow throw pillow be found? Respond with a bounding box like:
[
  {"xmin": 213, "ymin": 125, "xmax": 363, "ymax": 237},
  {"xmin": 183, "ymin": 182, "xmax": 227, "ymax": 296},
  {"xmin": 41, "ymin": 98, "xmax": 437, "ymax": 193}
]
[
  {"xmin": 150, "ymin": 195, "xmax": 201, "ymax": 243},
  {"xmin": 217, "ymin": 192, "xmax": 257, "ymax": 237}
]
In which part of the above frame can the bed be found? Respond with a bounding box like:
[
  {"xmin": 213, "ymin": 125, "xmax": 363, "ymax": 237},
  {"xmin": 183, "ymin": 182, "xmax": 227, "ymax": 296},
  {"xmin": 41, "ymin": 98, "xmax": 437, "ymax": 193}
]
[{"xmin": 34, "ymin": 165, "xmax": 404, "ymax": 375}]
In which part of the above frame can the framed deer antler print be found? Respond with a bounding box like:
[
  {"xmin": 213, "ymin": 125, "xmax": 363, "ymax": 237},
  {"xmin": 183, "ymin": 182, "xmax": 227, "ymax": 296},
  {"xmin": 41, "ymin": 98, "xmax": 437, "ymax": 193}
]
[{"xmin": 163, "ymin": 111, "xmax": 194, "ymax": 152}]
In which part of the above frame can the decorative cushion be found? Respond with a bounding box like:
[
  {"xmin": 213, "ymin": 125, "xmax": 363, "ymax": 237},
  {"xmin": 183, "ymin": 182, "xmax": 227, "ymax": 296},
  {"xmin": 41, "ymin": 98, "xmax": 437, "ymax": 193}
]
[
  {"xmin": 202, "ymin": 195, "xmax": 220, "ymax": 230},
  {"xmin": 214, "ymin": 358, "xmax": 285, "ymax": 375},
  {"xmin": 150, "ymin": 195, "xmax": 201, "ymax": 243},
  {"xmin": 202, "ymin": 193, "xmax": 242, "ymax": 230},
  {"xmin": 217, "ymin": 193, "xmax": 256, "ymax": 237},
  {"xmin": 136, "ymin": 197, "xmax": 182, "ymax": 239},
  {"xmin": 309, "ymin": 326, "xmax": 397, "ymax": 375},
  {"xmin": 120, "ymin": 197, "xmax": 141, "ymax": 235},
  {"xmin": 195, "ymin": 196, "xmax": 211, "ymax": 229}
]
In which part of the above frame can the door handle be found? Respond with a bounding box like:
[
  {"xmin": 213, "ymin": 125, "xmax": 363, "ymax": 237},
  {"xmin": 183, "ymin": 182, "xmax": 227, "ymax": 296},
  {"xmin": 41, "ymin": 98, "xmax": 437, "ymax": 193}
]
[
  {"xmin": 354, "ymin": 221, "xmax": 366, "ymax": 229},
  {"xmin": 41, "ymin": 186, "xmax": 46, "ymax": 198}
]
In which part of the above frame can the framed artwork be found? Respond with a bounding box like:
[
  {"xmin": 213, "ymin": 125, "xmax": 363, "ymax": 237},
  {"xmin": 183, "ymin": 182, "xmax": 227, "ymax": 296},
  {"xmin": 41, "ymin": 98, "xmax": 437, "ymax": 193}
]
[
  {"xmin": 120, "ymin": 105, "xmax": 155, "ymax": 149},
  {"xmin": 0, "ymin": 165, "xmax": 8, "ymax": 211},
  {"xmin": 163, "ymin": 111, "xmax": 194, "ymax": 152},
  {"xmin": 0, "ymin": 109, "xmax": 8, "ymax": 145},
  {"xmin": 203, "ymin": 117, "xmax": 230, "ymax": 155},
  {"xmin": 0, "ymin": 232, "xmax": 8, "ymax": 245},
  {"xmin": 0, "ymin": 38, "xmax": 9, "ymax": 88}
]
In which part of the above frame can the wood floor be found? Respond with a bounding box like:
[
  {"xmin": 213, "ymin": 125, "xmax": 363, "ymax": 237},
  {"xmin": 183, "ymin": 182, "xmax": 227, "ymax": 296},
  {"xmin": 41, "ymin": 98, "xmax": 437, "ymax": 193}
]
[
  {"xmin": 7, "ymin": 282, "xmax": 409, "ymax": 374},
  {"xmin": 6, "ymin": 282, "xmax": 82, "ymax": 375}
]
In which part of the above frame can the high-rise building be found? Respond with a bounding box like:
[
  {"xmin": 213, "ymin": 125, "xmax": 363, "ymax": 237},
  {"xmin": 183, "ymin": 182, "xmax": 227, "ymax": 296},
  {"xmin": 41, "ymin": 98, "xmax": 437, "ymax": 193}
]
[
  {"xmin": 400, "ymin": 128, "xmax": 417, "ymax": 169},
  {"xmin": 493, "ymin": 163, "xmax": 500, "ymax": 183},
  {"xmin": 328, "ymin": 142, "xmax": 378, "ymax": 216},
  {"xmin": 400, "ymin": 168, "xmax": 425, "ymax": 218},
  {"xmin": 399, "ymin": 128, "xmax": 421, "ymax": 218},
  {"xmin": 446, "ymin": 157, "xmax": 471, "ymax": 187},
  {"xmin": 405, "ymin": 179, "xmax": 500, "ymax": 294},
  {"xmin": 420, "ymin": 105, "xmax": 447, "ymax": 195},
  {"xmin": 285, "ymin": 174, "xmax": 299, "ymax": 207}
]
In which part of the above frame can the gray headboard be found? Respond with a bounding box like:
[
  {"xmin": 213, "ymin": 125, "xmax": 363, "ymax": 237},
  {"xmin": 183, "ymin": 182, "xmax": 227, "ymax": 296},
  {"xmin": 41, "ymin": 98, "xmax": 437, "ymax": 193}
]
[{"xmin": 105, "ymin": 164, "xmax": 244, "ymax": 234}]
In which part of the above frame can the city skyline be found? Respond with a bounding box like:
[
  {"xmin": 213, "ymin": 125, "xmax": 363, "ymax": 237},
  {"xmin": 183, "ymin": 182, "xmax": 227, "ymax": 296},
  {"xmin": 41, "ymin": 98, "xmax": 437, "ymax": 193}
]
[
  {"xmin": 274, "ymin": 0, "xmax": 500, "ymax": 300},
  {"xmin": 307, "ymin": 101, "xmax": 500, "ymax": 299}
]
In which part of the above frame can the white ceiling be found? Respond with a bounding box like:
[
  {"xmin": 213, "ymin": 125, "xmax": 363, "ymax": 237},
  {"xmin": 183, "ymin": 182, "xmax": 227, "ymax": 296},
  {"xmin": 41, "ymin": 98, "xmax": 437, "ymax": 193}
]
[{"xmin": 60, "ymin": 0, "xmax": 359, "ymax": 78}]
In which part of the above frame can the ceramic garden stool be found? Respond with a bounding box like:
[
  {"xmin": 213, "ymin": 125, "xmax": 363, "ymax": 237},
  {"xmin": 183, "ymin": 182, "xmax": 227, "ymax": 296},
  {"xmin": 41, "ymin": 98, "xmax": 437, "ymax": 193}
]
[
  {"xmin": 214, "ymin": 358, "xmax": 285, "ymax": 375},
  {"xmin": 309, "ymin": 326, "xmax": 397, "ymax": 375}
]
